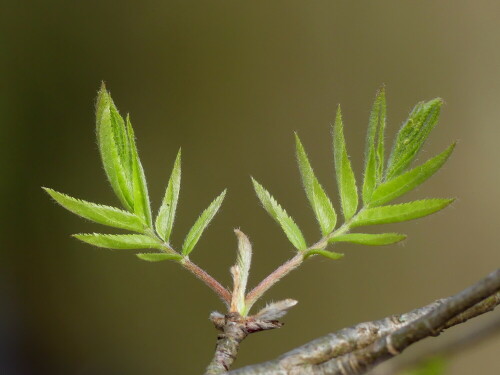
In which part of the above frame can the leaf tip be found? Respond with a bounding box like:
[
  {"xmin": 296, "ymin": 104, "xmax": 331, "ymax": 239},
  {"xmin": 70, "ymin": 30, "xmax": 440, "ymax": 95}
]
[
  {"xmin": 42, "ymin": 187, "xmax": 59, "ymax": 200},
  {"xmin": 375, "ymin": 86, "xmax": 386, "ymax": 101},
  {"xmin": 294, "ymin": 131, "xmax": 301, "ymax": 142},
  {"xmin": 427, "ymin": 97, "xmax": 444, "ymax": 112},
  {"xmin": 96, "ymin": 82, "xmax": 109, "ymax": 103},
  {"xmin": 396, "ymin": 234, "xmax": 408, "ymax": 243},
  {"xmin": 250, "ymin": 176, "xmax": 259, "ymax": 187},
  {"xmin": 334, "ymin": 105, "xmax": 343, "ymax": 127}
]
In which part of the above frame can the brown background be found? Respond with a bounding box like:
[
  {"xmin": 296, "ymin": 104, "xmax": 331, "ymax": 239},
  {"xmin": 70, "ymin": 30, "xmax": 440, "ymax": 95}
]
[{"xmin": 1, "ymin": 1, "xmax": 499, "ymax": 374}]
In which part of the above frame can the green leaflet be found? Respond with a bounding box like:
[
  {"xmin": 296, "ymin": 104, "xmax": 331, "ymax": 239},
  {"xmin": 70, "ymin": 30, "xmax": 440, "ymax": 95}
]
[
  {"xmin": 73, "ymin": 233, "xmax": 163, "ymax": 250},
  {"xmin": 304, "ymin": 249, "xmax": 344, "ymax": 260},
  {"xmin": 252, "ymin": 178, "xmax": 307, "ymax": 251},
  {"xmin": 127, "ymin": 116, "xmax": 152, "ymax": 226},
  {"xmin": 295, "ymin": 134, "xmax": 337, "ymax": 235},
  {"xmin": 351, "ymin": 199, "xmax": 454, "ymax": 227},
  {"xmin": 386, "ymin": 99, "xmax": 443, "ymax": 180},
  {"xmin": 363, "ymin": 88, "xmax": 386, "ymax": 204},
  {"xmin": 43, "ymin": 188, "xmax": 145, "ymax": 232},
  {"xmin": 182, "ymin": 190, "xmax": 226, "ymax": 256},
  {"xmin": 370, "ymin": 143, "xmax": 455, "ymax": 206},
  {"xmin": 329, "ymin": 233, "xmax": 406, "ymax": 246},
  {"xmin": 155, "ymin": 149, "xmax": 182, "ymax": 242},
  {"xmin": 96, "ymin": 85, "xmax": 134, "ymax": 211},
  {"xmin": 136, "ymin": 253, "xmax": 183, "ymax": 262},
  {"xmin": 333, "ymin": 107, "xmax": 359, "ymax": 220},
  {"xmin": 110, "ymin": 100, "xmax": 133, "ymax": 181}
]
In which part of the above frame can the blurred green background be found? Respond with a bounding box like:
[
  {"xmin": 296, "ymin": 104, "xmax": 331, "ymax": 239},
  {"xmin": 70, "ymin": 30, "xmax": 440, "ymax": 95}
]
[{"xmin": 2, "ymin": 1, "xmax": 500, "ymax": 374}]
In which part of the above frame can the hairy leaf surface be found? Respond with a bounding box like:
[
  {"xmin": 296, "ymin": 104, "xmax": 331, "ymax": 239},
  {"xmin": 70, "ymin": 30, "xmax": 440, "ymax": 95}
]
[
  {"xmin": 44, "ymin": 188, "xmax": 145, "ymax": 232},
  {"xmin": 295, "ymin": 134, "xmax": 337, "ymax": 235},
  {"xmin": 73, "ymin": 233, "xmax": 163, "ymax": 249},
  {"xmin": 386, "ymin": 99, "xmax": 442, "ymax": 179},
  {"xmin": 136, "ymin": 253, "xmax": 183, "ymax": 262},
  {"xmin": 252, "ymin": 178, "xmax": 307, "ymax": 251},
  {"xmin": 182, "ymin": 190, "xmax": 226, "ymax": 256},
  {"xmin": 351, "ymin": 199, "xmax": 454, "ymax": 227},
  {"xmin": 363, "ymin": 88, "xmax": 386, "ymax": 203},
  {"xmin": 155, "ymin": 149, "xmax": 182, "ymax": 242},
  {"xmin": 330, "ymin": 233, "xmax": 406, "ymax": 246},
  {"xmin": 333, "ymin": 107, "xmax": 358, "ymax": 220},
  {"xmin": 304, "ymin": 249, "xmax": 344, "ymax": 260},
  {"xmin": 370, "ymin": 143, "xmax": 455, "ymax": 206},
  {"xmin": 127, "ymin": 116, "xmax": 152, "ymax": 226},
  {"xmin": 96, "ymin": 86, "xmax": 134, "ymax": 210}
]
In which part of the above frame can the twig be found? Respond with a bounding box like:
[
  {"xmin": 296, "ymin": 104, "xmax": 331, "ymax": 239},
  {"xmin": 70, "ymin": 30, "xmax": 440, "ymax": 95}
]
[
  {"xmin": 182, "ymin": 259, "xmax": 232, "ymax": 306},
  {"xmin": 229, "ymin": 269, "xmax": 500, "ymax": 374},
  {"xmin": 369, "ymin": 313, "xmax": 500, "ymax": 375},
  {"xmin": 245, "ymin": 253, "xmax": 303, "ymax": 311},
  {"xmin": 205, "ymin": 312, "xmax": 284, "ymax": 374}
]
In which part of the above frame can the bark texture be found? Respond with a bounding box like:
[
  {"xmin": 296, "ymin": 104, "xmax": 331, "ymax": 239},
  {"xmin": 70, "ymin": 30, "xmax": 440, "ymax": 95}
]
[
  {"xmin": 229, "ymin": 269, "xmax": 500, "ymax": 375},
  {"xmin": 370, "ymin": 313, "xmax": 500, "ymax": 375}
]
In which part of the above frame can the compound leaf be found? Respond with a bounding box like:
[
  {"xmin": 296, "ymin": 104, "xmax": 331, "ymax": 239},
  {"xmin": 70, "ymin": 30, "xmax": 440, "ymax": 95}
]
[
  {"xmin": 182, "ymin": 190, "xmax": 226, "ymax": 256},
  {"xmin": 73, "ymin": 233, "xmax": 163, "ymax": 250},
  {"xmin": 333, "ymin": 106, "xmax": 358, "ymax": 220},
  {"xmin": 351, "ymin": 199, "xmax": 454, "ymax": 227},
  {"xmin": 295, "ymin": 134, "xmax": 337, "ymax": 235},
  {"xmin": 43, "ymin": 188, "xmax": 145, "ymax": 232},
  {"xmin": 330, "ymin": 233, "xmax": 406, "ymax": 246},
  {"xmin": 155, "ymin": 149, "xmax": 181, "ymax": 242}
]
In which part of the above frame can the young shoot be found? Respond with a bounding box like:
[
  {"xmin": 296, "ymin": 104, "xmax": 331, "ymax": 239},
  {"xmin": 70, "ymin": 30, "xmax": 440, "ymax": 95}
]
[{"xmin": 44, "ymin": 84, "xmax": 455, "ymax": 331}]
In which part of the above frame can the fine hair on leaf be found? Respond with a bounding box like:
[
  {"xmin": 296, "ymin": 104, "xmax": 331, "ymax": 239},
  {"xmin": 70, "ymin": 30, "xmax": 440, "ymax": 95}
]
[
  {"xmin": 73, "ymin": 233, "xmax": 164, "ymax": 250},
  {"xmin": 155, "ymin": 149, "xmax": 182, "ymax": 243},
  {"xmin": 182, "ymin": 190, "xmax": 227, "ymax": 256},
  {"xmin": 295, "ymin": 133, "xmax": 337, "ymax": 236},
  {"xmin": 251, "ymin": 177, "xmax": 307, "ymax": 251},
  {"xmin": 43, "ymin": 188, "xmax": 145, "ymax": 232},
  {"xmin": 333, "ymin": 106, "xmax": 359, "ymax": 220}
]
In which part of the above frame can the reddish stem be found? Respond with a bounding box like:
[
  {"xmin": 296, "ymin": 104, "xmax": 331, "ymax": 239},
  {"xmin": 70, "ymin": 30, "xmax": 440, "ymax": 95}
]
[
  {"xmin": 183, "ymin": 259, "xmax": 232, "ymax": 306},
  {"xmin": 245, "ymin": 253, "xmax": 304, "ymax": 309}
]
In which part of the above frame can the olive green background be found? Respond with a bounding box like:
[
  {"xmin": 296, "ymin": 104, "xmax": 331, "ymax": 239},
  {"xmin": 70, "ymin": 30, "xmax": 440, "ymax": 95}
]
[{"xmin": 2, "ymin": 1, "xmax": 500, "ymax": 374}]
